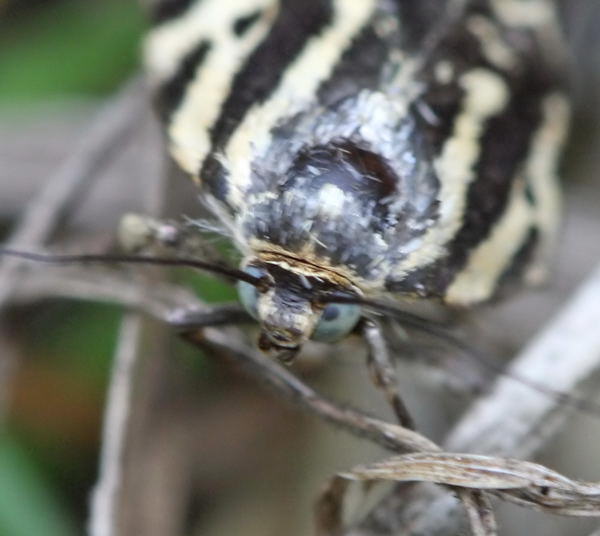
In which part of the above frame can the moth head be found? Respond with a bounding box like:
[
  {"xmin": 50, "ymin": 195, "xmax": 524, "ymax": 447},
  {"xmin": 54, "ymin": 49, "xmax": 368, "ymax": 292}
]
[{"xmin": 237, "ymin": 260, "xmax": 362, "ymax": 363}]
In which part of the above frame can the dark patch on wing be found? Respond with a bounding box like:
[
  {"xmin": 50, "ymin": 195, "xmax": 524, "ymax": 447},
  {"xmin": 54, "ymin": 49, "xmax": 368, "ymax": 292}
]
[
  {"xmin": 494, "ymin": 227, "xmax": 539, "ymax": 299},
  {"xmin": 393, "ymin": 0, "xmax": 453, "ymax": 50},
  {"xmin": 200, "ymin": 155, "xmax": 230, "ymax": 203},
  {"xmin": 233, "ymin": 10, "xmax": 263, "ymax": 36},
  {"xmin": 155, "ymin": 39, "xmax": 211, "ymax": 121},
  {"xmin": 150, "ymin": 0, "xmax": 198, "ymax": 25},
  {"xmin": 285, "ymin": 141, "xmax": 400, "ymax": 228},
  {"xmin": 414, "ymin": 24, "xmax": 483, "ymax": 155},
  {"xmin": 316, "ymin": 23, "xmax": 389, "ymax": 106}
]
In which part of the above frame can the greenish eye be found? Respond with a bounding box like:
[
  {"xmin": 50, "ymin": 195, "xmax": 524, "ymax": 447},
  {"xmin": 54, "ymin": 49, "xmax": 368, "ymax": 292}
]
[
  {"xmin": 311, "ymin": 303, "xmax": 361, "ymax": 342},
  {"xmin": 237, "ymin": 266, "xmax": 264, "ymax": 319}
]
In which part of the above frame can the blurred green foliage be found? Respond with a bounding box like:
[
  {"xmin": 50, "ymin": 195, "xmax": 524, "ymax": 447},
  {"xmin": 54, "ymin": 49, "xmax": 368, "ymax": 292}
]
[
  {"xmin": 0, "ymin": 0, "xmax": 145, "ymax": 102},
  {"xmin": 0, "ymin": 435, "xmax": 78, "ymax": 536}
]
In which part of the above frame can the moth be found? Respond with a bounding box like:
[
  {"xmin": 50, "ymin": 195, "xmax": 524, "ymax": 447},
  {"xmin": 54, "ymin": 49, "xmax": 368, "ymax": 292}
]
[
  {"xmin": 1, "ymin": 0, "xmax": 571, "ymax": 419},
  {"xmin": 0, "ymin": 0, "xmax": 587, "ymax": 533},
  {"xmin": 141, "ymin": 0, "xmax": 569, "ymax": 368}
]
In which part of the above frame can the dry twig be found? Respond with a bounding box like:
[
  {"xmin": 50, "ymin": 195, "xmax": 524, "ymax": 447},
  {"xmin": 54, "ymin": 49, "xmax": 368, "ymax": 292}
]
[
  {"xmin": 0, "ymin": 77, "xmax": 145, "ymax": 421},
  {"xmin": 88, "ymin": 313, "xmax": 145, "ymax": 536},
  {"xmin": 349, "ymin": 258, "xmax": 600, "ymax": 535},
  {"xmin": 87, "ymin": 109, "xmax": 168, "ymax": 536},
  {"xmin": 6, "ymin": 252, "xmax": 600, "ymax": 534}
]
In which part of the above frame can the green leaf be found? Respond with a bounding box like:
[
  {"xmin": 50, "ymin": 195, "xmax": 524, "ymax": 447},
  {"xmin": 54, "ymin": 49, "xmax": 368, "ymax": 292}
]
[
  {"xmin": 0, "ymin": 434, "xmax": 78, "ymax": 536},
  {"xmin": 0, "ymin": 0, "xmax": 145, "ymax": 102}
]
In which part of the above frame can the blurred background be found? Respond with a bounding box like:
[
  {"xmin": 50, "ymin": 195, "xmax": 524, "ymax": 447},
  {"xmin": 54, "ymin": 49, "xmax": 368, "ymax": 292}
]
[
  {"xmin": 0, "ymin": 2, "xmax": 144, "ymax": 535},
  {"xmin": 0, "ymin": 1, "xmax": 599, "ymax": 535}
]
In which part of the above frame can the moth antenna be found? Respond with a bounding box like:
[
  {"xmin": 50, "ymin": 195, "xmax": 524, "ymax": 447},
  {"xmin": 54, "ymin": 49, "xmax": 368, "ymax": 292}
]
[
  {"xmin": 325, "ymin": 293, "xmax": 600, "ymax": 418},
  {"xmin": 0, "ymin": 248, "xmax": 264, "ymax": 287}
]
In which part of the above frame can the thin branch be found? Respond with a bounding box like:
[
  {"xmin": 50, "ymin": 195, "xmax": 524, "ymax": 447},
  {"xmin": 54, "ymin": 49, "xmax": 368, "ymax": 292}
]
[
  {"xmin": 9, "ymin": 265, "xmax": 201, "ymax": 325},
  {"xmin": 87, "ymin": 109, "xmax": 168, "ymax": 536},
  {"xmin": 445, "ymin": 258, "xmax": 600, "ymax": 456},
  {"xmin": 193, "ymin": 327, "xmax": 440, "ymax": 454},
  {"xmin": 88, "ymin": 313, "xmax": 144, "ymax": 536},
  {"xmin": 0, "ymin": 76, "xmax": 145, "ymax": 304},
  {"xmin": 194, "ymin": 330, "xmax": 498, "ymax": 535},
  {"xmin": 0, "ymin": 77, "xmax": 146, "ymax": 421}
]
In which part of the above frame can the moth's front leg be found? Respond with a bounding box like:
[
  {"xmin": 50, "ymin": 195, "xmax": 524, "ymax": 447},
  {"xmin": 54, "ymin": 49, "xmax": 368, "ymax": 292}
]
[
  {"xmin": 361, "ymin": 318, "xmax": 416, "ymax": 430},
  {"xmin": 167, "ymin": 303, "xmax": 252, "ymax": 331},
  {"xmin": 118, "ymin": 213, "xmax": 230, "ymax": 268}
]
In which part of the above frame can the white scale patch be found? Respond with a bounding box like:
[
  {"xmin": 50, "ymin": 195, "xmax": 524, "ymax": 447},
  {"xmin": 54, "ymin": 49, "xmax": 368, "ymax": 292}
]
[
  {"xmin": 390, "ymin": 68, "xmax": 510, "ymax": 279},
  {"xmin": 434, "ymin": 61, "xmax": 455, "ymax": 85},
  {"xmin": 316, "ymin": 183, "xmax": 347, "ymax": 218},
  {"xmin": 225, "ymin": 0, "xmax": 378, "ymax": 210}
]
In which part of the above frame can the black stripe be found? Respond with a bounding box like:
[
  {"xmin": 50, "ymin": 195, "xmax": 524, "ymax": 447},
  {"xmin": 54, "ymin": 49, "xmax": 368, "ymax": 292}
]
[
  {"xmin": 434, "ymin": 46, "xmax": 557, "ymax": 291},
  {"xmin": 233, "ymin": 10, "xmax": 263, "ymax": 37},
  {"xmin": 393, "ymin": 0, "xmax": 454, "ymax": 50},
  {"xmin": 201, "ymin": 0, "xmax": 334, "ymax": 201},
  {"xmin": 316, "ymin": 23, "xmax": 389, "ymax": 106},
  {"xmin": 388, "ymin": 92, "xmax": 545, "ymax": 299},
  {"xmin": 155, "ymin": 40, "xmax": 211, "ymax": 122},
  {"xmin": 414, "ymin": 22, "xmax": 485, "ymax": 155},
  {"xmin": 150, "ymin": 0, "xmax": 198, "ymax": 25},
  {"xmin": 494, "ymin": 227, "xmax": 539, "ymax": 299}
]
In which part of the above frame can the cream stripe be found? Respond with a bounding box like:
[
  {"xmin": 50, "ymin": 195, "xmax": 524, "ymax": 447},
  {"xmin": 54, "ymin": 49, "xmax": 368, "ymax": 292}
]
[
  {"xmin": 527, "ymin": 93, "xmax": 568, "ymax": 243},
  {"xmin": 521, "ymin": 93, "xmax": 569, "ymax": 285},
  {"xmin": 466, "ymin": 15, "xmax": 518, "ymax": 70},
  {"xmin": 391, "ymin": 69, "xmax": 510, "ymax": 279},
  {"xmin": 144, "ymin": 0, "xmax": 276, "ymax": 82},
  {"xmin": 167, "ymin": 1, "xmax": 277, "ymax": 175},
  {"xmin": 491, "ymin": 0, "xmax": 554, "ymax": 27},
  {"xmin": 445, "ymin": 178, "xmax": 533, "ymax": 305},
  {"xmin": 223, "ymin": 0, "xmax": 377, "ymax": 209}
]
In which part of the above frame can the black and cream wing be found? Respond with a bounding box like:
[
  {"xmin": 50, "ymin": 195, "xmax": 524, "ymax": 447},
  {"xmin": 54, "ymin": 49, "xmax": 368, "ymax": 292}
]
[
  {"xmin": 144, "ymin": 0, "xmax": 570, "ymax": 307},
  {"xmin": 383, "ymin": 0, "xmax": 569, "ymax": 305}
]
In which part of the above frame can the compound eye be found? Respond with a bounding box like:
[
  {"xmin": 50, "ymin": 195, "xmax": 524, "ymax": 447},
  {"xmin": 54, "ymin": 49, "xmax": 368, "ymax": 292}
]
[
  {"xmin": 237, "ymin": 265, "xmax": 266, "ymax": 319},
  {"xmin": 311, "ymin": 303, "xmax": 361, "ymax": 343}
]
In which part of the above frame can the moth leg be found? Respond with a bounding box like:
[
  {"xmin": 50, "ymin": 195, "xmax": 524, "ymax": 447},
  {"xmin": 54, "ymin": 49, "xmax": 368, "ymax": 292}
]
[
  {"xmin": 118, "ymin": 213, "xmax": 230, "ymax": 266},
  {"xmin": 314, "ymin": 476, "xmax": 350, "ymax": 536},
  {"xmin": 361, "ymin": 319, "xmax": 416, "ymax": 430},
  {"xmin": 167, "ymin": 303, "xmax": 253, "ymax": 330}
]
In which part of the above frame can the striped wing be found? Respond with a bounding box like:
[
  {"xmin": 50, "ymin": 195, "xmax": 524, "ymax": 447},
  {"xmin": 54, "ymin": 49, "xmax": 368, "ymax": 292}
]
[
  {"xmin": 384, "ymin": 1, "xmax": 569, "ymax": 305},
  {"xmin": 145, "ymin": 0, "xmax": 569, "ymax": 306}
]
